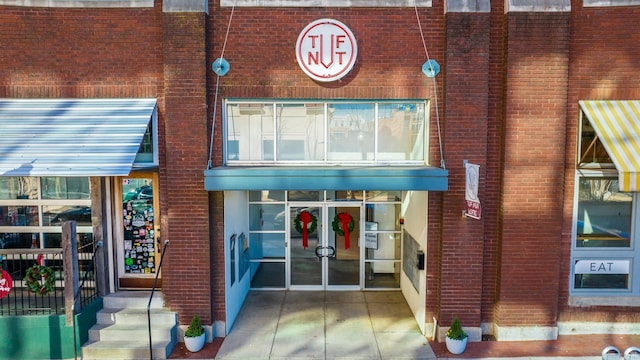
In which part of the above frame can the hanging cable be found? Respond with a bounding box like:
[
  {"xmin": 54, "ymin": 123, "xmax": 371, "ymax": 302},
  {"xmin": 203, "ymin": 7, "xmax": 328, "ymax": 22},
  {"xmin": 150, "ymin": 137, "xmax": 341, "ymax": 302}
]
[
  {"xmin": 413, "ymin": 1, "xmax": 446, "ymax": 170},
  {"xmin": 208, "ymin": 1, "xmax": 237, "ymax": 169}
]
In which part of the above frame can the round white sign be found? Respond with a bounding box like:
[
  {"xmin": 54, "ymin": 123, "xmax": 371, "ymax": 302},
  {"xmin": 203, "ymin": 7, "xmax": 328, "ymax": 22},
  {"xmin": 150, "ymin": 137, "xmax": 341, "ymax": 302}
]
[{"xmin": 296, "ymin": 18, "xmax": 358, "ymax": 82}]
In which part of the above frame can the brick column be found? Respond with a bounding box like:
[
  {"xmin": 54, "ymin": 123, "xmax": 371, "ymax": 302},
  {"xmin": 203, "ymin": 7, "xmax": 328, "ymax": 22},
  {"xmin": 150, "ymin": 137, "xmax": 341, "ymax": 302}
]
[
  {"xmin": 438, "ymin": 11, "xmax": 490, "ymax": 342},
  {"xmin": 161, "ymin": 4, "xmax": 211, "ymax": 327},
  {"xmin": 495, "ymin": 12, "xmax": 570, "ymax": 340}
]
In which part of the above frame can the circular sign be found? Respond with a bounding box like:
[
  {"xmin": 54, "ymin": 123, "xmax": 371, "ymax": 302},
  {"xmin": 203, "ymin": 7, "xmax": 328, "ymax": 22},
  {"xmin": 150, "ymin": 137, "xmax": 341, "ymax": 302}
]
[
  {"xmin": 0, "ymin": 270, "xmax": 13, "ymax": 299},
  {"xmin": 296, "ymin": 18, "xmax": 358, "ymax": 82}
]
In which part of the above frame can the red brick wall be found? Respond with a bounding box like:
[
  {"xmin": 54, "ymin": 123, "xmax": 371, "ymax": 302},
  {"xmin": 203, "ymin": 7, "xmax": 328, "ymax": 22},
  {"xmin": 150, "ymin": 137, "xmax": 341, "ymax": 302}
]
[
  {"xmin": 161, "ymin": 12, "xmax": 211, "ymax": 325},
  {"xmin": 437, "ymin": 12, "xmax": 491, "ymax": 328},
  {"xmin": 0, "ymin": 6, "xmax": 161, "ymax": 97},
  {"xmin": 496, "ymin": 12, "xmax": 570, "ymax": 327}
]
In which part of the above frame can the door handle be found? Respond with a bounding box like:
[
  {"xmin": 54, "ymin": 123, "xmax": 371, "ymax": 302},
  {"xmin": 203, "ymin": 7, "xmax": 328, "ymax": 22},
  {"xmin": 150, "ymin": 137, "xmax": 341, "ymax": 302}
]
[{"xmin": 327, "ymin": 246, "xmax": 336, "ymax": 258}]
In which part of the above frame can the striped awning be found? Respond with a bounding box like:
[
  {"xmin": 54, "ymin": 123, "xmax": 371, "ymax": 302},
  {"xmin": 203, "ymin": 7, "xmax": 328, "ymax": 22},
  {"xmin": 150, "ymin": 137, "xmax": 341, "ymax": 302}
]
[
  {"xmin": 0, "ymin": 98, "xmax": 157, "ymax": 177},
  {"xmin": 580, "ymin": 100, "xmax": 640, "ymax": 192}
]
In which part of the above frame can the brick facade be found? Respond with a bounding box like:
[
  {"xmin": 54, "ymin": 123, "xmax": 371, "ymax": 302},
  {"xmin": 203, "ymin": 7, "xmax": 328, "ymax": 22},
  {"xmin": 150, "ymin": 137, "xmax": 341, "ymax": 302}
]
[{"xmin": 2, "ymin": 0, "xmax": 640, "ymax": 342}]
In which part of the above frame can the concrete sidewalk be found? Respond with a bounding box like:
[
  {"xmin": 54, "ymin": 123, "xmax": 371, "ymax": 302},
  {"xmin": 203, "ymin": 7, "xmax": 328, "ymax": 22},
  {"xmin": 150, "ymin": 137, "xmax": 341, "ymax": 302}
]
[
  {"xmin": 169, "ymin": 291, "xmax": 640, "ymax": 360},
  {"xmin": 213, "ymin": 291, "xmax": 435, "ymax": 359}
]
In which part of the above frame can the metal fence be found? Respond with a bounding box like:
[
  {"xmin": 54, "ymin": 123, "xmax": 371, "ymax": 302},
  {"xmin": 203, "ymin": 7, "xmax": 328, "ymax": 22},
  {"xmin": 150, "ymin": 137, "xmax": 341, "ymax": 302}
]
[{"xmin": 0, "ymin": 242, "xmax": 98, "ymax": 316}]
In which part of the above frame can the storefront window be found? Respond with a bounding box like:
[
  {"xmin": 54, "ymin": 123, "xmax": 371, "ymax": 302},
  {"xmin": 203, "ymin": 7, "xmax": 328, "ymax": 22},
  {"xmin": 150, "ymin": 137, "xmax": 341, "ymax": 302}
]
[
  {"xmin": 572, "ymin": 110, "xmax": 640, "ymax": 296},
  {"xmin": 0, "ymin": 177, "xmax": 92, "ymax": 249}
]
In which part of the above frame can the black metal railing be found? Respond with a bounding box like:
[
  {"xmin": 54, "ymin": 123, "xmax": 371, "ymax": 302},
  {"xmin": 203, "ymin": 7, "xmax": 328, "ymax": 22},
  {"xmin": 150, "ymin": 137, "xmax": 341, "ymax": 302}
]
[
  {"xmin": 0, "ymin": 243, "xmax": 98, "ymax": 316},
  {"xmin": 148, "ymin": 239, "xmax": 169, "ymax": 360}
]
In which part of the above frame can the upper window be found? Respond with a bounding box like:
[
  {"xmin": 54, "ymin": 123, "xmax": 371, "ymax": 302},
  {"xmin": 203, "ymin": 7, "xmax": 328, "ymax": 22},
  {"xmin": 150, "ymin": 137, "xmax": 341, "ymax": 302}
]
[
  {"xmin": 220, "ymin": 0, "xmax": 432, "ymax": 7},
  {"xmin": 583, "ymin": 0, "xmax": 640, "ymax": 6},
  {"xmin": 224, "ymin": 100, "xmax": 428, "ymax": 165},
  {"xmin": 0, "ymin": 0, "xmax": 153, "ymax": 7}
]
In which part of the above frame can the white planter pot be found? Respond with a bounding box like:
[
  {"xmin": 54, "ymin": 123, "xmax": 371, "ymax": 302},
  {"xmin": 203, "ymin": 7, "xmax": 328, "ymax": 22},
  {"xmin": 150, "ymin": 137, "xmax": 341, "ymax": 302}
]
[
  {"xmin": 184, "ymin": 333, "xmax": 205, "ymax": 352},
  {"xmin": 445, "ymin": 336, "xmax": 468, "ymax": 355}
]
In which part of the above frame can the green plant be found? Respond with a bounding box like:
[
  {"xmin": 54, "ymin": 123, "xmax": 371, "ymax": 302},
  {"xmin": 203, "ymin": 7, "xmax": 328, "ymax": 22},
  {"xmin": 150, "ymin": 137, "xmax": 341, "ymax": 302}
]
[
  {"xmin": 446, "ymin": 317, "xmax": 468, "ymax": 340},
  {"xmin": 185, "ymin": 315, "xmax": 204, "ymax": 338}
]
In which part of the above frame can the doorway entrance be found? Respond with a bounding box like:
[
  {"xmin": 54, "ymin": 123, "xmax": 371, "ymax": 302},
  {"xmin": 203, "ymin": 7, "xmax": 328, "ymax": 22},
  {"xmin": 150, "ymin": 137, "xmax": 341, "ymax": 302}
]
[
  {"xmin": 289, "ymin": 203, "xmax": 362, "ymax": 290},
  {"xmin": 116, "ymin": 173, "xmax": 162, "ymax": 289}
]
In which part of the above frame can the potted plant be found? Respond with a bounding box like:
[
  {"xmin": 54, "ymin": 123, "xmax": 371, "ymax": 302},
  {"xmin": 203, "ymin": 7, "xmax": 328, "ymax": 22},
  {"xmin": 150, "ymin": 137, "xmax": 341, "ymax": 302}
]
[
  {"xmin": 184, "ymin": 315, "xmax": 205, "ymax": 352},
  {"xmin": 445, "ymin": 317, "xmax": 468, "ymax": 354}
]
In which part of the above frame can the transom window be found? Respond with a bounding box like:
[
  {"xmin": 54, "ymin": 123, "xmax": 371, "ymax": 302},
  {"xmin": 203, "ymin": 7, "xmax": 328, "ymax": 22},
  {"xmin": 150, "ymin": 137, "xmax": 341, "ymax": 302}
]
[{"xmin": 224, "ymin": 100, "xmax": 428, "ymax": 165}]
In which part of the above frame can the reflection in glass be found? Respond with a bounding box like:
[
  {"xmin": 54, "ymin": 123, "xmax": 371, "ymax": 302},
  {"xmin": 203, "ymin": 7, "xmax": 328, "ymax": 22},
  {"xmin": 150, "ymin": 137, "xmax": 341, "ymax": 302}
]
[
  {"xmin": 249, "ymin": 190, "xmax": 285, "ymax": 202},
  {"xmin": 277, "ymin": 104, "xmax": 324, "ymax": 161},
  {"xmin": 365, "ymin": 190, "xmax": 402, "ymax": 202},
  {"xmin": 44, "ymin": 205, "xmax": 91, "ymax": 226},
  {"xmin": 41, "ymin": 177, "xmax": 90, "ymax": 199},
  {"xmin": 249, "ymin": 204, "xmax": 285, "ymax": 231},
  {"xmin": 328, "ymin": 103, "xmax": 375, "ymax": 161},
  {"xmin": 287, "ymin": 191, "xmax": 322, "ymax": 202},
  {"xmin": 226, "ymin": 103, "xmax": 274, "ymax": 161},
  {"xmin": 0, "ymin": 206, "xmax": 39, "ymax": 226},
  {"xmin": 574, "ymin": 273, "xmax": 628, "ymax": 289},
  {"xmin": 378, "ymin": 103, "xmax": 425, "ymax": 161},
  {"xmin": 249, "ymin": 233, "xmax": 285, "ymax": 259},
  {"xmin": 0, "ymin": 233, "xmax": 34, "ymax": 249},
  {"xmin": 250, "ymin": 262, "xmax": 285, "ymax": 288},
  {"xmin": 576, "ymin": 178, "xmax": 631, "ymax": 248},
  {"xmin": 367, "ymin": 204, "xmax": 400, "ymax": 231},
  {"xmin": 0, "ymin": 177, "xmax": 38, "ymax": 199}
]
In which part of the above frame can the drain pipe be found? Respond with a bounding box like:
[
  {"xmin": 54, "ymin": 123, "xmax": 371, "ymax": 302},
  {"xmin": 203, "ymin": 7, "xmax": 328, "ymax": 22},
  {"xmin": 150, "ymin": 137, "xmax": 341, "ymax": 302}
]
[{"xmin": 432, "ymin": 317, "xmax": 438, "ymax": 341}]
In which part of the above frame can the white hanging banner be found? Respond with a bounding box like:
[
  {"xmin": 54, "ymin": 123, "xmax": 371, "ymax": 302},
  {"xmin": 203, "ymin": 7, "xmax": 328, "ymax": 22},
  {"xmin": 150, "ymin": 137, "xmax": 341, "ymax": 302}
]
[{"xmin": 464, "ymin": 163, "xmax": 481, "ymax": 220}]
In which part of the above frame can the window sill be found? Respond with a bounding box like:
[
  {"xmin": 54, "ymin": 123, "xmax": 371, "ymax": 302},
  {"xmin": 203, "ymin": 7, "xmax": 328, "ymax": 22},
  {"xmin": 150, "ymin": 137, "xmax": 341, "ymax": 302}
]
[{"xmin": 569, "ymin": 296, "xmax": 640, "ymax": 307}]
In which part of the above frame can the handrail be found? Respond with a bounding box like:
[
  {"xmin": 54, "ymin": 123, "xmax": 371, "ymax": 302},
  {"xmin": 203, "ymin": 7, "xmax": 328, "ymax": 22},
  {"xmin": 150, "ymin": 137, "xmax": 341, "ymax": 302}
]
[
  {"xmin": 72, "ymin": 240, "xmax": 103, "ymax": 360},
  {"xmin": 148, "ymin": 239, "xmax": 169, "ymax": 360}
]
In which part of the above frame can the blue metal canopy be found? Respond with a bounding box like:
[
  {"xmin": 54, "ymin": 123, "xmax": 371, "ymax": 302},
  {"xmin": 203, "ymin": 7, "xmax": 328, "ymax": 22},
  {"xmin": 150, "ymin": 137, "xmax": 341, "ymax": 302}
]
[
  {"xmin": 204, "ymin": 166, "xmax": 448, "ymax": 191},
  {"xmin": 0, "ymin": 98, "xmax": 157, "ymax": 176}
]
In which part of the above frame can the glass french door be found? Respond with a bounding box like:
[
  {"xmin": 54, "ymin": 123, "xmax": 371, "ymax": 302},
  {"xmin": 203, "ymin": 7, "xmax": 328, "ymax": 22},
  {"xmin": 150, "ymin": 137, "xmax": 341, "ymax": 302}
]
[{"xmin": 288, "ymin": 203, "xmax": 362, "ymax": 290}]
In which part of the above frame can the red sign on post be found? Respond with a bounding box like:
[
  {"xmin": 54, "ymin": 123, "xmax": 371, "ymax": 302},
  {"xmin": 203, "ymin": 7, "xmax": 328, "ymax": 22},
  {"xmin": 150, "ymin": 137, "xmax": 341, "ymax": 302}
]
[
  {"xmin": 296, "ymin": 18, "xmax": 358, "ymax": 82},
  {"xmin": 0, "ymin": 270, "xmax": 13, "ymax": 299}
]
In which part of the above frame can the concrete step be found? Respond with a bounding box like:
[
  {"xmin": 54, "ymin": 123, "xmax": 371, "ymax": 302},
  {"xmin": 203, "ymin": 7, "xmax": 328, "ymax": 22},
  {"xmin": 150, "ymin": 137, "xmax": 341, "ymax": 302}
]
[
  {"xmin": 82, "ymin": 339, "xmax": 173, "ymax": 360},
  {"xmin": 81, "ymin": 291, "xmax": 177, "ymax": 360},
  {"xmin": 102, "ymin": 291, "xmax": 164, "ymax": 309},
  {"xmin": 88, "ymin": 322, "xmax": 176, "ymax": 342},
  {"xmin": 96, "ymin": 307, "xmax": 177, "ymax": 326}
]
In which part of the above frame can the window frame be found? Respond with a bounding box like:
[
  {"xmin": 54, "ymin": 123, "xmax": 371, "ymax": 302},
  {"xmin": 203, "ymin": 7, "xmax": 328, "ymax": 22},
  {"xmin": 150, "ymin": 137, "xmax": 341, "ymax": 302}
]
[
  {"xmin": 223, "ymin": 99, "xmax": 430, "ymax": 166},
  {"xmin": 570, "ymin": 169, "xmax": 640, "ymax": 298}
]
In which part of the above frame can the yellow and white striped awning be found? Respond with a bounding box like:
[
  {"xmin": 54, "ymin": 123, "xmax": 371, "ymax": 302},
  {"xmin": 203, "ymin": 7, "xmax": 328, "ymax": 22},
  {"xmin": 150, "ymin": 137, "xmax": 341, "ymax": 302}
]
[{"xmin": 580, "ymin": 100, "xmax": 640, "ymax": 192}]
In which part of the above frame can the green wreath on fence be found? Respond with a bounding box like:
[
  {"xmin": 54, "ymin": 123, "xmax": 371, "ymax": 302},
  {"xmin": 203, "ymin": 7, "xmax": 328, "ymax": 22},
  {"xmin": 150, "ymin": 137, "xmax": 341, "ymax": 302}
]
[{"xmin": 24, "ymin": 264, "xmax": 55, "ymax": 295}]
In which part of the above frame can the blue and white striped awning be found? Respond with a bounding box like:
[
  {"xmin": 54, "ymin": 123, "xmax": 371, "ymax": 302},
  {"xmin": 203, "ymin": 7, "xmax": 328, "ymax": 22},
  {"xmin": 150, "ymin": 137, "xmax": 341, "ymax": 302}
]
[
  {"xmin": 580, "ymin": 100, "xmax": 640, "ymax": 192},
  {"xmin": 0, "ymin": 98, "xmax": 156, "ymax": 177}
]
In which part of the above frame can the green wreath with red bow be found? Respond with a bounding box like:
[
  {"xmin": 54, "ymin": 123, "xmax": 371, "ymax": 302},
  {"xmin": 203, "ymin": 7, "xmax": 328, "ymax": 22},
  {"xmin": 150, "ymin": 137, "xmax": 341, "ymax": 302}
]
[
  {"xmin": 24, "ymin": 264, "xmax": 55, "ymax": 295},
  {"xmin": 294, "ymin": 210, "xmax": 317, "ymax": 234}
]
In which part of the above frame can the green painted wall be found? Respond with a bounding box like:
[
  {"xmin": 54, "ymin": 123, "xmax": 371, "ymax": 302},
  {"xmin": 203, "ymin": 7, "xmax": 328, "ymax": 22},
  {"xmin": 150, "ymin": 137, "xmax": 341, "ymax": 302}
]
[{"xmin": 0, "ymin": 298, "xmax": 102, "ymax": 360}]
